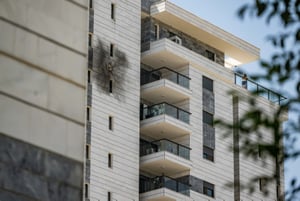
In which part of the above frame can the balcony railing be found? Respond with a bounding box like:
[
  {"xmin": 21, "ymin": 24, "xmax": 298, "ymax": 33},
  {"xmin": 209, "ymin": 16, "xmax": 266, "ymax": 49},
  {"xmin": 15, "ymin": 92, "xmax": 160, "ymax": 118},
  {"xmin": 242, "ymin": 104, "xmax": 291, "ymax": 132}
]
[
  {"xmin": 141, "ymin": 102, "xmax": 190, "ymax": 124},
  {"xmin": 140, "ymin": 175, "xmax": 190, "ymax": 196},
  {"xmin": 140, "ymin": 139, "xmax": 191, "ymax": 160},
  {"xmin": 141, "ymin": 67, "xmax": 190, "ymax": 89},
  {"xmin": 234, "ymin": 73, "xmax": 287, "ymax": 105}
]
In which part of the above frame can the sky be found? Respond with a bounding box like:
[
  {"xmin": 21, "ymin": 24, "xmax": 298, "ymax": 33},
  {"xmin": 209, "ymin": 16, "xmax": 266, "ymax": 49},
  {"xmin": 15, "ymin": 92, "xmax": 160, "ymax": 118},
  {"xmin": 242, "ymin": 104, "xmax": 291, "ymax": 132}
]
[{"xmin": 169, "ymin": 0, "xmax": 300, "ymax": 196}]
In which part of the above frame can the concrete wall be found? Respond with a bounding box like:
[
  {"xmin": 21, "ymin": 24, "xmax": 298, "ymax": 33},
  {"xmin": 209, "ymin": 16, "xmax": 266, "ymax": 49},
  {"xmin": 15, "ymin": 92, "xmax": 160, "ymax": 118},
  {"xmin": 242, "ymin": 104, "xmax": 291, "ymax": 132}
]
[
  {"xmin": 88, "ymin": 0, "xmax": 141, "ymax": 200},
  {"xmin": 0, "ymin": 0, "xmax": 88, "ymax": 200}
]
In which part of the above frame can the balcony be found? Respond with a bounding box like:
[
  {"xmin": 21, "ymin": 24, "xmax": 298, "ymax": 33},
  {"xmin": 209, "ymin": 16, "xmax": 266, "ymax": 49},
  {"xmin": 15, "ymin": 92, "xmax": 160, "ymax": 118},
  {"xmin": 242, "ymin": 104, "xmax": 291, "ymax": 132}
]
[
  {"xmin": 140, "ymin": 139, "xmax": 192, "ymax": 176},
  {"xmin": 149, "ymin": 0, "xmax": 259, "ymax": 65},
  {"xmin": 234, "ymin": 73, "xmax": 287, "ymax": 105},
  {"xmin": 141, "ymin": 67, "xmax": 191, "ymax": 103},
  {"xmin": 140, "ymin": 103, "xmax": 191, "ymax": 139},
  {"xmin": 141, "ymin": 139, "xmax": 190, "ymax": 160},
  {"xmin": 140, "ymin": 176, "xmax": 192, "ymax": 201}
]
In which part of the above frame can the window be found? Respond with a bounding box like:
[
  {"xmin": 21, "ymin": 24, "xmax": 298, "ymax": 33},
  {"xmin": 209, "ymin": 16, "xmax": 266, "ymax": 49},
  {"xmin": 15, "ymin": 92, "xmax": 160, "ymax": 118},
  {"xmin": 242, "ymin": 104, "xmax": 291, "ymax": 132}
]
[
  {"xmin": 85, "ymin": 183, "xmax": 89, "ymax": 198},
  {"xmin": 259, "ymin": 178, "xmax": 267, "ymax": 192},
  {"xmin": 205, "ymin": 50, "xmax": 215, "ymax": 61},
  {"xmin": 203, "ymin": 76, "xmax": 213, "ymax": 92},
  {"xmin": 203, "ymin": 111, "xmax": 213, "ymax": 126},
  {"xmin": 109, "ymin": 116, "xmax": 113, "ymax": 130},
  {"xmin": 111, "ymin": 3, "xmax": 115, "ymax": 20},
  {"xmin": 86, "ymin": 107, "xmax": 91, "ymax": 122},
  {"xmin": 88, "ymin": 70, "xmax": 91, "ymax": 84},
  {"xmin": 110, "ymin": 43, "xmax": 114, "ymax": 57},
  {"xmin": 88, "ymin": 47, "xmax": 93, "ymax": 67},
  {"xmin": 203, "ymin": 181, "xmax": 214, "ymax": 197},
  {"xmin": 88, "ymin": 33, "xmax": 93, "ymax": 47},
  {"xmin": 203, "ymin": 146, "xmax": 214, "ymax": 162},
  {"xmin": 86, "ymin": 144, "xmax": 90, "ymax": 159},
  {"xmin": 89, "ymin": 0, "xmax": 93, "ymax": 9},
  {"xmin": 108, "ymin": 191, "xmax": 112, "ymax": 201},
  {"xmin": 109, "ymin": 79, "xmax": 113, "ymax": 93},
  {"xmin": 108, "ymin": 153, "xmax": 113, "ymax": 168},
  {"xmin": 154, "ymin": 24, "xmax": 159, "ymax": 40}
]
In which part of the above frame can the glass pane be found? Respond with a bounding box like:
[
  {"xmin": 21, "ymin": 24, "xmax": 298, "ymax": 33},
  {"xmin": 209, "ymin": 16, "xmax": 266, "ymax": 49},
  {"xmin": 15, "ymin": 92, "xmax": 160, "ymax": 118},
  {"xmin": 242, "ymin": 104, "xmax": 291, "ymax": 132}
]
[
  {"xmin": 164, "ymin": 177, "xmax": 177, "ymax": 192},
  {"xmin": 165, "ymin": 104, "xmax": 177, "ymax": 118},
  {"xmin": 179, "ymin": 110, "xmax": 189, "ymax": 123},
  {"xmin": 178, "ymin": 75, "xmax": 189, "ymax": 89}
]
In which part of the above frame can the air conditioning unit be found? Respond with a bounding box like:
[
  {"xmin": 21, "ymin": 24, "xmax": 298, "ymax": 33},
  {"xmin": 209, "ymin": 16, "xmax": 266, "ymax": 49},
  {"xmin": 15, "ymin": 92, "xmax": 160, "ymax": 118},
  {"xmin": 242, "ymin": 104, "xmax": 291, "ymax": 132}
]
[{"xmin": 169, "ymin": 35, "xmax": 182, "ymax": 45}]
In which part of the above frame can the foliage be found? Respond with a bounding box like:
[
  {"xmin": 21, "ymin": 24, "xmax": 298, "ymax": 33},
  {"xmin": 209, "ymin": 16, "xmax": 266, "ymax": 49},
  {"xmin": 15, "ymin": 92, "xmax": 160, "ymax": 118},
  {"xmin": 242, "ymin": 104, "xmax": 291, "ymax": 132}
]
[{"xmin": 217, "ymin": 0, "xmax": 300, "ymax": 200}]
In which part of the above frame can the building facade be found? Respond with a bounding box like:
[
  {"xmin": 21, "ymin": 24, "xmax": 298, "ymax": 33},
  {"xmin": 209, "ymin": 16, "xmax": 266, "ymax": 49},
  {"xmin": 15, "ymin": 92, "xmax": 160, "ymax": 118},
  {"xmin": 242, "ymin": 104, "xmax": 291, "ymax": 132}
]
[
  {"xmin": 0, "ymin": 0, "xmax": 286, "ymax": 201},
  {"xmin": 0, "ymin": 0, "xmax": 88, "ymax": 200}
]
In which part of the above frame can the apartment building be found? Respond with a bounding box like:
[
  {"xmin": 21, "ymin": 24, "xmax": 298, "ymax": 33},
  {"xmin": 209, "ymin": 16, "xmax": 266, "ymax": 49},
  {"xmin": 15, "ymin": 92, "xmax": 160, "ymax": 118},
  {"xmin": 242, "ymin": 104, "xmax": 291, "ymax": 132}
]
[{"xmin": 0, "ymin": 0, "xmax": 286, "ymax": 201}]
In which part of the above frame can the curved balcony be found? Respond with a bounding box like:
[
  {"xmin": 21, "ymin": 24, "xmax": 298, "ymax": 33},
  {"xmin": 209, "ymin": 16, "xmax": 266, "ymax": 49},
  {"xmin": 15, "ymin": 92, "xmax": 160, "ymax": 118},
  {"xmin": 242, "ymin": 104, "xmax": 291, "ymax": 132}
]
[
  {"xmin": 140, "ymin": 175, "xmax": 192, "ymax": 201},
  {"xmin": 234, "ymin": 73, "xmax": 287, "ymax": 105},
  {"xmin": 141, "ymin": 67, "xmax": 191, "ymax": 103},
  {"xmin": 140, "ymin": 103, "xmax": 191, "ymax": 139},
  {"xmin": 140, "ymin": 139, "xmax": 192, "ymax": 176}
]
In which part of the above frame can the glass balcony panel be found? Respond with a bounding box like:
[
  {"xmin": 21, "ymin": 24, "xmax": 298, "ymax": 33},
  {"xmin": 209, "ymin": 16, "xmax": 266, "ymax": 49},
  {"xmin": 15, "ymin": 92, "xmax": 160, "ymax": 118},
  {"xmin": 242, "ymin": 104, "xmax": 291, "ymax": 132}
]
[
  {"xmin": 140, "ymin": 176, "xmax": 190, "ymax": 196},
  {"xmin": 142, "ymin": 103, "xmax": 190, "ymax": 124},
  {"xmin": 234, "ymin": 73, "xmax": 286, "ymax": 104},
  {"xmin": 141, "ymin": 67, "xmax": 190, "ymax": 89},
  {"xmin": 164, "ymin": 177, "xmax": 177, "ymax": 192},
  {"xmin": 165, "ymin": 103, "xmax": 177, "ymax": 119},
  {"xmin": 178, "ymin": 145, "xmax": 190, "ymax": 160},
  {"xmin": 178, "ymin": 110, "xmax": 190, "ymax": 124},
  {"xmin": 178, "ymin": 182, "xmax": 190, "ymax": 196},
  {"xmin": 178, "ymin": 74, "xmax": 190, "ymax": 89},
  {"xmin": 141, "ymin": 139, "xmax": 190, "ymax": 160}
]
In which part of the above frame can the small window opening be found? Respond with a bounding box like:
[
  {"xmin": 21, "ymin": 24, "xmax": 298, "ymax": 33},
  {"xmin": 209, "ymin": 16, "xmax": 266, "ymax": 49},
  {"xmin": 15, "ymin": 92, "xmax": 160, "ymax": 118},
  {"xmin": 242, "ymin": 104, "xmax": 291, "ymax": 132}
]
[
  {"xmin": 110, "ymin": 44, "xmax": 114, "ymax": 57},
  {"xmin": 86, "ymin": 107, "xmax": 91, "ymax": 122},
  {"xmin": 109, "ymin": 116, "xmax": 113, "ymax": 130},
  {"xmin": 109, "ymin": 79, "xmax": 113, "ymax": 93},
  {"xmin": 86, "ymin": 144, "xmax": 90, "ymax": 159},
  {"xmin": 88, "ymin": 33, "xmax": 92, "ymax": 47},
  {"xmin": 88, "ymin": 70, "xmax": 91, "ymax": 84},
  {"xmin": 203, "ymin": 111, "xmax": 213, "ymax": 126},
  {"xmin": 85, "ymin": 183, "xmax": 89, "ymax": 198},
  {"xmin": 108, "ymin": 191, "xmax": 112, "ymax": 201},
  {"xmin": 111, "ymin": 4, "xmax": 115, "ymax": 20},
  {"xmin": 205, "ymin": 50, "xmax": 215, "ymax": 61},
  {"xmin": 108, "ymin": 153, "xmax": 113, "ymax": 168},
  {"xmin": 203, "ymin": 76, "xmax": 213, "ymax": 92},
  {"xmin": 89, "ymin": 0, "xmax": 93, "ymax": 9}
]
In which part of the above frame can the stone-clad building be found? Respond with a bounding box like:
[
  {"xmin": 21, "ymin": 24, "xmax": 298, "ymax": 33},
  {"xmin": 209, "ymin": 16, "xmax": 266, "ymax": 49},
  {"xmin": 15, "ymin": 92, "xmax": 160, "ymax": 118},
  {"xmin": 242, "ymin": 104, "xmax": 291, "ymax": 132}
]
[{"xmin": 0, "ymin": 0, "xmax": 287, "ymax": 201}]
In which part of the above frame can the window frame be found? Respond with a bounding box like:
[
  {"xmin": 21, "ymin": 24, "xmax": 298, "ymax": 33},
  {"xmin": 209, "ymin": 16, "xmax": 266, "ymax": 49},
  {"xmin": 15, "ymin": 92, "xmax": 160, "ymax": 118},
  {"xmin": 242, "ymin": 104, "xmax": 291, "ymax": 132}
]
[
  {"xmin": 202, "ymin": 76, "xmax": 213, "ymax": 92},
  {"xmin": 203, "ymin": 145, "xmax": 214, "ymax": 162},
  {"xmin": 111, "ymin": 3, "xmax": 115, "ymax": 20}
]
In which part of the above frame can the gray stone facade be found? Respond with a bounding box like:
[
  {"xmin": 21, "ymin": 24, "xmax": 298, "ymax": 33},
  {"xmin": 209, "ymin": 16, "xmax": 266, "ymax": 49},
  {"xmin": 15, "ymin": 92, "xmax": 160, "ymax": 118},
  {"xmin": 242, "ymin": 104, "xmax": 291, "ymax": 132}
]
[
  {"xmin": 0, "ymin": 133, "xmax": 83, "ymax": 201},
  {"xmin": 141, "ymin": 17, "xmax": 225, "ymax": 66}
]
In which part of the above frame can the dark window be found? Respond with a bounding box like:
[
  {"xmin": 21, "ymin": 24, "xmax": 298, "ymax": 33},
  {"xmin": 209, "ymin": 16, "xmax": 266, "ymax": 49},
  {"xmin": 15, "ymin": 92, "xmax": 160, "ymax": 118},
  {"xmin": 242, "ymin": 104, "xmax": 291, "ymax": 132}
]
[
  {"xmin": 110, "ymin": 44, "xmax": 114, "ymax": 57},
  {"xmin": 109, "ymin": 80, "xmax": 113, "ymax": 93},
  {"xmin": 88, "ymin": 33, "xmax": 92, "ymax": 47},
  {"xmin": 109, "ymin": 116, "xmax": 113, "ymax": 130},
  {"xmin": 108, "ymin": 153, "xmax": 112, "ymax": 168},
  {"xmin": 205, "ymin": 50, "xmax": 215, "ymax": 61},
  {"xmin": 88, "ymin": 70, "xmax": 91, "ymax": 83},
  {"xmin": 203, "ymin": 111, "xmax": 213, "ymax": 126},
  {"xmin": 203, "ymin": 146, "xmax": 214, "ymax": 162},
  {"xmin": 85, "ymin": 183, "xmax": 89, "ymax": 198},
  {"xmin": 203, "ymin": 181, "xmax": 214, "ymax": 197},
  {"xmin": 107, "ymin": 192, "xmax": 111, "ymax": 201},
  {"xmin": 86, "ymin": 145, "xmax": 90, "ymax": 159},
  {"xmin": 203, "ymin": 76, "xmax": 213, "ymax": 92},
  {"xmin": 87, "ymin": 107, "xmax": 90, "ymax": 122},
  {"xmin": 111, "ymin": 4, "xmax": 115, "ymax": 20},
  {"xmin": 259, "ymin": 178, "xmax": 267, "ymax": 192},
  {"xmin": 89, "ymin": 0, "xmax": 93, "ymax": 9},
  {"xmin": 88, "ymin": 47, "xmax": 93, "ymax": 67}
]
